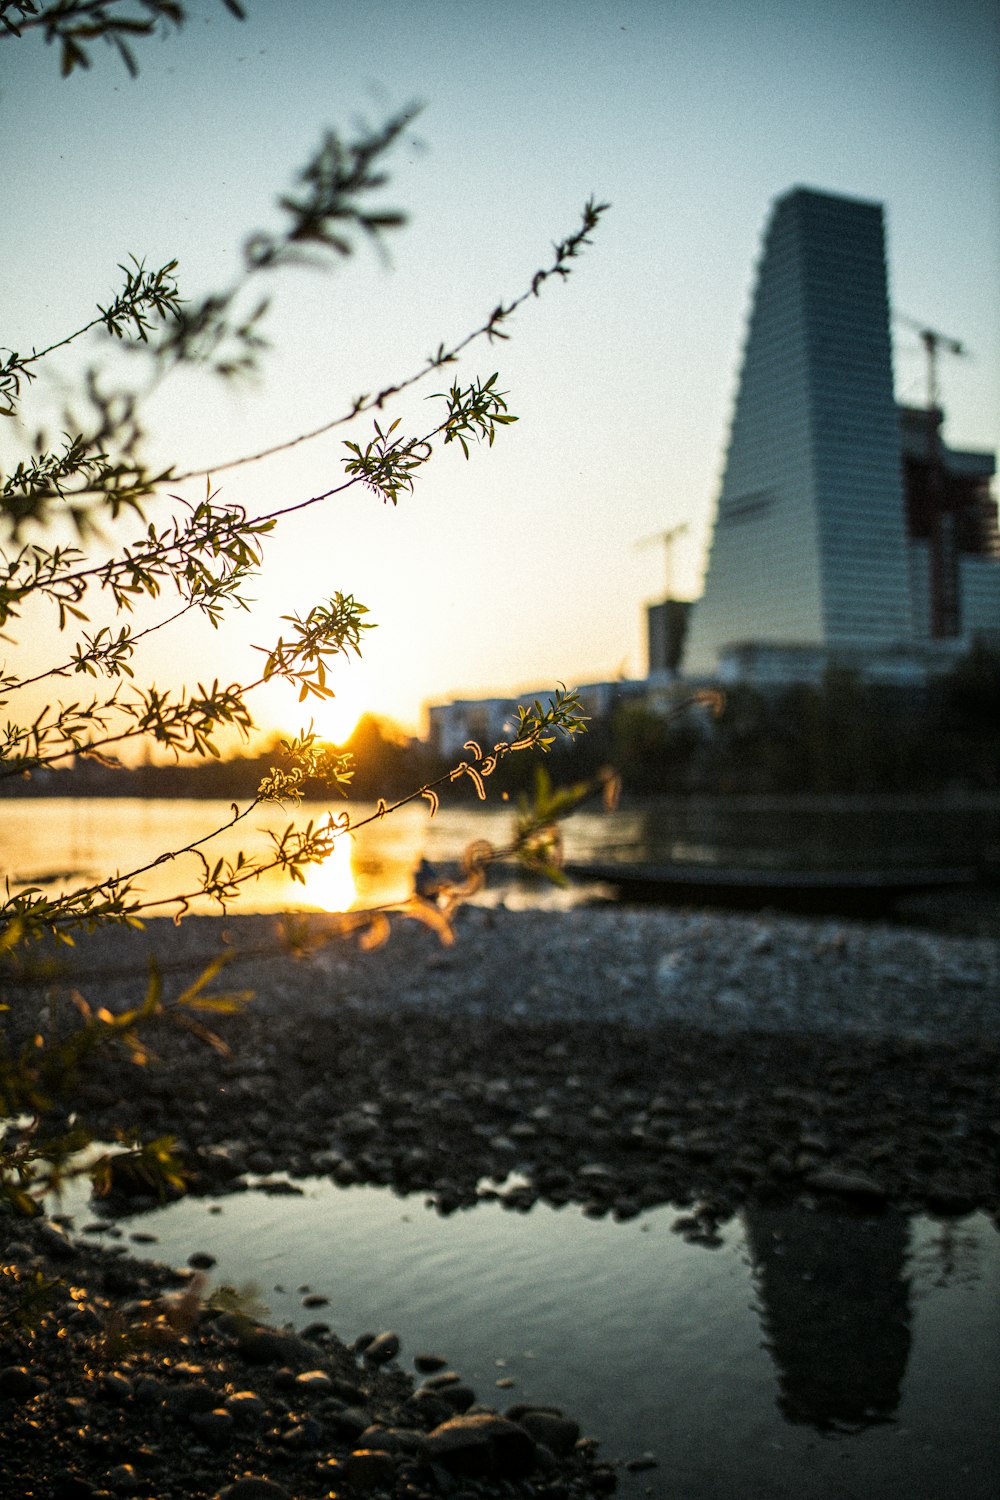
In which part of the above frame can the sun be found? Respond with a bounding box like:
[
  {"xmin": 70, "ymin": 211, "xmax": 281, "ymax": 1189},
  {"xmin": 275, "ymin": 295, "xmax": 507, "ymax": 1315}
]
[{"xmin": 310, "ymin": 680, "xmax": 367, "ymax": 746}]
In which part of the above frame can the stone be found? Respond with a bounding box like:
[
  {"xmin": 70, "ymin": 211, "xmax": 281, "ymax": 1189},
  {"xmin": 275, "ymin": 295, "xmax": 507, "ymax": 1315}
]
[
  {"xmin": 187, "ymin": 1250, "xmax": 217, "ymax": 1270},
  {"xmin": 34, "ymin": 1219, "xmax": 78, "ymax": 1260},
  {"xmin": 107, "ymin": 1464, "xmax": 141, "ymax": 1494},
  {"xmin": 414, "ymin": 1352, "xmax": 448, "ymax": 1372},
  {"xmin": 166, "ymin": 1381, "xmax": 218, "ymax": 1414},
  {"xmin": 0, "ymin": 1366, "xmax": 46, "ymax": 1400},
  {"xmin": 357, "ymin": 1425, "xmax": 427, "ymax": 1457},
  {"xmin": 216, "ymin": 1481, "xmax": 291, "ymax": 1500},
  {"xmin": 229, "ymin": 1324, "xmax": 316, "ymax": 1365},
  {"xmin": 345, "ymin": 1448, "xmax": 397, "ymax": 1491},
  {"xmin": 513, "ymin": 1409, "xmax": 580, "ymax": 1457},
  {"xmin": 363, "ymin": 1329, "xmax": 400, "ymax": 1364},
  {"xmin": 294, "ymin": 1369, "xmax": 334, "ymax": 1393},
  {"xmin": 224, "ymin": 1390, "xmax": 268, "ymax": 1422},
  {"xmin": 401, "ymin": 1386, "xmax": 453, "ymax": 1428},
  {"xmin": 325, "ymin": 1405, "xmax": 372, "ymax": 1440},
  {"xmin": 188, "ymin": 1407, "xmax": 234, "ymax": 1448},
  {"xmin": 278, "ymin": 1417, "xmax": 323, "ymax": 1448},
  {"xmin": 99, "ymin": 1371, "xmax": 133, "ymax": 1402},
  {"xmin": 300, "ymin": 1321, "xmax": 331, "ymax": 1340},
  {"xmin": 425, "ymin": 1413, "xmax": 537, "ymax": 1479},
  {"xmin": 805, "ymin": 1167, "xmax": 887, "ymax": 1201},
  {"xmin": 436, "ymin": 1381, "xmax": 477, "ymax": 1412}
]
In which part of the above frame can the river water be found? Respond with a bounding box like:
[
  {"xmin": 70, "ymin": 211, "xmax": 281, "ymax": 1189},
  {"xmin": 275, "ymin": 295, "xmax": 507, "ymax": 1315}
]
[{"xmin": 4, "ymin": 793, "xmax": 1000, "ymax": 916}]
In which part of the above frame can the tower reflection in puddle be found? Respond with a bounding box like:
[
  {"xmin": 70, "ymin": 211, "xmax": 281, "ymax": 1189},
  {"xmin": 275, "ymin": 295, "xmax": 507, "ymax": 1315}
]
[{"xmin": 743, "ymin": 1205, "xmax": 911, "ymax": 1431}]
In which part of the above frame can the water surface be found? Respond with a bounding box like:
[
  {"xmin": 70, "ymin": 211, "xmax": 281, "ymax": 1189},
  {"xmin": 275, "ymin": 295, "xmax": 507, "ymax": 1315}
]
[
  {"xmin": 70, "ymin": 1183, "xmax": 1000, "ymax": 1500},
  {"xmin": 5, "ymin": 794, "xmax": 999, "ymax": 915}
]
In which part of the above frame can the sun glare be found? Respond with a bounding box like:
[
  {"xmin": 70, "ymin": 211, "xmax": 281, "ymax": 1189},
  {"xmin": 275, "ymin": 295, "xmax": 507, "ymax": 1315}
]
[
  {"xmin": 301, "ymin": 835, "xmax": 358, "ymax": 912},
  {"xmin": 312, "ymin": 683, "xmax": 366, "ymax": 746}
]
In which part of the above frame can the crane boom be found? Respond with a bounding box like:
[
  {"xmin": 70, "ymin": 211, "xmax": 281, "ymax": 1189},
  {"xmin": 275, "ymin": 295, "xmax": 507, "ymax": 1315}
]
[
  {"xmin": 894, "ymin": 313, "xmax": 966, "ymax": 410},
  {"xmin": 636, "ymin": 522, "xmax": 689, "ymax": 597}
]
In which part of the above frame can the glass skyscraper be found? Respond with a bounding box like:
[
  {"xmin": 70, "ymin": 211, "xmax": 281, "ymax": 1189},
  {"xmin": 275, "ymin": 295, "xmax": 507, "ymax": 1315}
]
[{"xmin": 685, "ymin": 187, "xmax": 920, "ymax": 678}]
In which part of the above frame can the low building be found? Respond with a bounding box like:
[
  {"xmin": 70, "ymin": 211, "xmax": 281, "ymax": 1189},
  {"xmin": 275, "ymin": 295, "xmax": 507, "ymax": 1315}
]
[{"xmin": 426, "ymin": 680, "xmax": 647, "ymax": 757}]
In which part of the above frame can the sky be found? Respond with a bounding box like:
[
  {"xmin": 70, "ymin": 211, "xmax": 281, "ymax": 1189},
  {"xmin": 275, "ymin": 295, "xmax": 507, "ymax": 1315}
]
[{"xmin": 2, "ymin": 0, "xmax": 998, "ymax": 745}]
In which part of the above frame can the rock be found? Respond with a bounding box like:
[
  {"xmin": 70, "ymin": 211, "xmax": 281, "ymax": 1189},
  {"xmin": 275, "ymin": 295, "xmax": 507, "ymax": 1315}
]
[
  {"xmin": 228, "ymin": 1324, "xmax": 316, "ymax": 1365},
  {"xmin": 294, "ymin": 1369, "xmax": 334, "ymax": 1394},
  {"xmin": 401, "ymin": 1386, "xmax": 453, "ymax": 1428},
  {"xmin": 245, "ymin": 1149, "xmax": 276, "ymax": 1174},
  {"xmin": 425, "ymin": 1413, "xmax": 537, "ymax": 1479},
  {"xmin": 346, "ymin": 1448, "xmax": 397, "ymax": 1490},
  {"xmin": 300, "ymin": 1321, "xmax": 331, "ymax": 1340},
  {"xmin": 132, "ymin": 1375, "xmax": 166, "ymax": 1403},
  {"xmin": 325, "ymin": 1405, "xmax": 372, "ymax": 1440},
  {"xmin": 216, "ymin": 1481, "xmax": 291, "ymax": 1500},
  {"xmin": 312, "ymin": 1458, "xmax": 346, "ymax": 1487},
  {"xmin": 187, "ymin": 1250, "xmax": 217, "ymax": 1270},
  {"xmin": 435, "ymin": 1381, "xmax": 477, "ymax": 1412},
  {"xmin": 414, "ymin": 1353, "xmax": 448, "ymax": 1372},
  {"xmin": 166, "ymin": 1381, "xmax": 218, "ymax": 1415},
  {"xmin": 34, "ymin": 1220, "xmax": 78, "ymax": 1260},
  {"xmin": 512, "ymin": 1408, "xmax": 580, "ymax": 1457},
  {"xmin": 224, "ymin": 1390, "xmax": 268, "ymax": 1422},
  {"xmin": 926, "ymin": 1181, "xmax": 976, "ymax": 1216},
  {"xmin": 188, "ymin": 1407, "xmax": 234, "ymax": 1447},
  {"xmin": 107, "ymin": 1463, "xmax": 141, "ymax": 1494},
  {"xmin": 0, "ymin": 1366, "xmax": 46, "ymax": 1400},
  {"xmin": 278, "ymin": 1417, "xmax": 323, "ymax": 1448},
  {"xmin": 99, "ymin": 1371, "xmax": 133, "ymax": 1402},
  {"xmin": 357, "ymin": 1425, "xmax": 428, "ymax": 1457},
  {"xmin": 715, "ymin": 985, "xmax": 750, "ymax": 1015},
  {"xmin": 46, "ymin": 1474, "xmax": 97, "ymax": 1500},
  {"xmin": 805, "ymin": 1168, "xmax": 887, "ymax": 1201},
  {"xmin": 363, "ymin": 1329, "xmax": 400, "ymax": 1364}
]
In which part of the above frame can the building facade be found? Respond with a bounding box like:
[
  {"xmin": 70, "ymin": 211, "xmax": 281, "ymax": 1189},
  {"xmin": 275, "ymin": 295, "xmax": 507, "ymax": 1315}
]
[{"xmin": 684, "ymin": 186, "xmax": 999, "ymax": 682}]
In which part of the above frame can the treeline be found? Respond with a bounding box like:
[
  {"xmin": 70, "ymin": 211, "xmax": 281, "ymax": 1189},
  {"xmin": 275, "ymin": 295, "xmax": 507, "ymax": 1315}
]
[
  {"xmin": 481, "ymin": 643, "xmax": 1000, "ymax": 798},
  {"xmin": 8, "ymin": 646, "xmax": 1000, "ymax": 803},
  {"xmin": 6, "ymin": 715, "xmax": 436, "ymax": 804},
  {"xmin": 594, "ymin": 643, "xmax": 1000, "ymax": 796}
]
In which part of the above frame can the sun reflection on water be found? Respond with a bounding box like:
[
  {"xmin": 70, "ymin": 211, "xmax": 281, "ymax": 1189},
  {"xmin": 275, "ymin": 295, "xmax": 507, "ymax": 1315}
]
[{"xmin": 298, "ymin": 834, "xmax": 359, "ymax": 912}]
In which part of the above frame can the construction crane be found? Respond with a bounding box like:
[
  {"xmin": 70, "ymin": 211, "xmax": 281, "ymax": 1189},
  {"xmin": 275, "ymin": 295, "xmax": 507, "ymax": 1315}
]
[
  {"xmin": 894, "ymin": 315, "xmax": 968, "ymax": 639},
  {"xmin": 895, "ymin": 313, "xmax": 966, "ymax": 411},
  {"xmin": 636, "ymin": 522, "xmax": 689, "ymax": 598}
]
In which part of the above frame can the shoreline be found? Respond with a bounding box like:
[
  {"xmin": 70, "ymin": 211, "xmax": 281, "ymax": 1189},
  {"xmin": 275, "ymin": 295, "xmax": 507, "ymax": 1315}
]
[
  {"xmin": 10, "ymin": 905, "xmax": 1000, "ymax": 1218},
  {"xmin": 3, "ymin": 903, "xmax": 999, "ymax": 1498}
]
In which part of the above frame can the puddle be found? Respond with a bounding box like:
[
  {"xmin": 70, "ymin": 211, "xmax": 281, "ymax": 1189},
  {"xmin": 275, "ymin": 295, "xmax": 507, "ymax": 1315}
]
[{"xmin": 58, "ymin": 1180, "xmax": 1000, "ymax": 1498}]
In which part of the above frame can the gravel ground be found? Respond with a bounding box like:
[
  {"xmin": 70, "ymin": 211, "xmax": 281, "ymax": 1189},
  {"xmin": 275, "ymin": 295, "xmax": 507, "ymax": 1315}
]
[{"xmin": 3, "ymin": 903, "xmax": 1000, "ymax": 1498}]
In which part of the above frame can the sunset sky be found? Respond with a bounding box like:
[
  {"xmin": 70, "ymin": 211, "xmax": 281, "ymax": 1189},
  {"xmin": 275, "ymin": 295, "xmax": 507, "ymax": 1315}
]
[{"xmin": 3, "ymin": 0, "xmax": 998, "ymax": 745}]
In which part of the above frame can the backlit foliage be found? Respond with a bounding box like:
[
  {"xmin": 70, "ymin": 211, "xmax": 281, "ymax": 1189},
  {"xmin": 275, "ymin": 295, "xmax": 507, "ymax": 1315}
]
[{"xmin": 0, "ymin": 8, "xmax": 606, "ymax": 1212}]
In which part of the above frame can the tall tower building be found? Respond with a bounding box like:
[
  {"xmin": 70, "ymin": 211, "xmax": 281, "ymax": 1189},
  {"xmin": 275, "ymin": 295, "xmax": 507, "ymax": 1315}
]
[{"xmin": 684, "ymin": 187, "xmax": 917, "ymax": 677}]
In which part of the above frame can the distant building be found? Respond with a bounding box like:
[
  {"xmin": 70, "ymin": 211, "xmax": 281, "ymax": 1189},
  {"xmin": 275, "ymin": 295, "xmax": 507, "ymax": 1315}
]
[
  {"xmin": 426, "ymin": 696, "xmax": 523, "ymax": 760},
  {"xmin": 426, "ymin": 680, "xmax": 646, "ymax": 756},
  {"xmin": 684, "ymin": 185, "xmax": 999, "ymax": 683},
  {"xmin": 646, "ymin": 598, "xmax": 692, "ymax": 677},
  {"xmin": 899, "ymin": 405, "xmax": 1000, "ymax": 641}
]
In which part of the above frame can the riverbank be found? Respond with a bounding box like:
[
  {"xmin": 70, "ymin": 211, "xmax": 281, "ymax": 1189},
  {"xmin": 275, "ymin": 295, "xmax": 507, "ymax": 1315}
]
[
  {"xmin": 10, "ymin": 904, "xmax": 1000, "ymax": 1219},
  {"xmin": 3, "ymin": 905, "xmax": 999, "ymax": 1498}
]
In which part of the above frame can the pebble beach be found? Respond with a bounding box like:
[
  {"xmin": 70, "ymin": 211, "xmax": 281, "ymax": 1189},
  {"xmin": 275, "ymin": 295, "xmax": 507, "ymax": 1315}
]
[{"xmin": 3, "ymin": 902, "xmax": 999, "ymax": 1498}]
